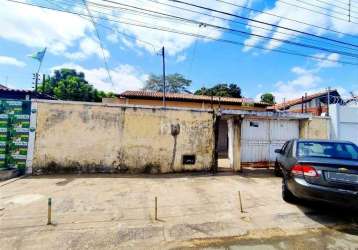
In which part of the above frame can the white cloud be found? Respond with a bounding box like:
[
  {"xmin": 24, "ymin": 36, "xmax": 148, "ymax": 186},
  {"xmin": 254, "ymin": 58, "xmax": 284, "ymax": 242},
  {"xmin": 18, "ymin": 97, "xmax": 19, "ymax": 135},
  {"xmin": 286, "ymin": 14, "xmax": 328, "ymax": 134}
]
[
  {"xmin": 0, "ymin": 56, "xmax": 26, "ymax": 67},
  {"xmin": 271, "ymin": 67, "xmax": 321, "ymax": 102},
  {"xmin": 244, "ymin": 0, "xmax": 358, "ymax": 51},
  {"xmin": 176, "ymin": 54, "xmax": 187, "ymax": 63},
  {"xmin": 258, "ymin": 53, "xmax": 343, "ymax": 102},
  {"xmin": 64, "ymin": 37, "xmax": 110, "ymax": 60},
  {"xmin": 314, "ymin": 53, "xmax": 341, "ymax": 69},
  {"xmin": 51, "ymin": 63, "xmax": 148, "ymax": 93},
  {"xmin": 0, "ymin": 1, "xmax": 92, "ymax": 55}
]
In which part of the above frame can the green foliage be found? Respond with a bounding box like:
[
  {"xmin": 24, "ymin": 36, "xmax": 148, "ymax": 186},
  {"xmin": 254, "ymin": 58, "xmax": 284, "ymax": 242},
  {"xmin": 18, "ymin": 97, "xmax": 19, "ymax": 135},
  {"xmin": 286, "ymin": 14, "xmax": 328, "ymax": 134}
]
[
  {"xmin": 260, "ymin": 93, "xmax": 275, "ymax": 104},
  {"xmin": 39, "ymin": 68, "xmax": 114, "ymax": 102},
  {"xmin": 143, "ymin": 73, "xmax": 192, "ymax": 93},
  {"xmin": 194, "ymin": 84, "xmax": 242, "ymax": 98}
]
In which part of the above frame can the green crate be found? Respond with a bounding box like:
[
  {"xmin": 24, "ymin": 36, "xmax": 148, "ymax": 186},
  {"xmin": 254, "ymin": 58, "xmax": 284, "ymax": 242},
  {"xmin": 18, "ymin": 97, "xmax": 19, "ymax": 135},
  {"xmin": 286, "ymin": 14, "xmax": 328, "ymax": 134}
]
[
  {"xmin": 10, "ymin": 133, "xmax": 29, "ymax": 142},
  {"xmin": 3, "ymin": 101, "xmax": 23, "ymax": 114},
  {"xmin": 0, "ymin": 148, "xmax": 6, "ymax": 154},
  {"xmin": 0, "ymin": 120, "xmax": 8, "ymax": 128},
  {"xmin": 0, "ymin": 134, "xmax": 7, "ymax": 142},
  {"xmin": 0, "ymin": 100, "xmax": 31, "ymax": 169}
]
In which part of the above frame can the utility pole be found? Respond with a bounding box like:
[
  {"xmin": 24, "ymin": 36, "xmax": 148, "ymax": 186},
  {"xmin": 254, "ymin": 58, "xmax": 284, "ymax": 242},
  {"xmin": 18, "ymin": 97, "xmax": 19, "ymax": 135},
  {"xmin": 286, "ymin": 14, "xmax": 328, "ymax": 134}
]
[
  {"xmin": 42, "ymin": 74, "xmax": 46, "ymax": 93},
  {"xmin": 32, "ymin": 73, "xmax": 40, "ymax": 93},
  {"xmin": 327, "ymin": 87, "xmax": 331, "ymax": 116},
  {"xmin": 161, "ymin": 46, "xmax": 166, "ymax": 107},
  {"xmin": 349, "ymin": 0, "xmax": 351, "ymax": 22}
]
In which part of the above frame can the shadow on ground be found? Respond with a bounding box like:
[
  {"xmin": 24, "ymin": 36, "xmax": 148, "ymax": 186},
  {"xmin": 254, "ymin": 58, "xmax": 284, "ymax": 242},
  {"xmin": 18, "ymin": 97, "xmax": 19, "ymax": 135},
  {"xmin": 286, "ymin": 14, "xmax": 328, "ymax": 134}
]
[{"xmin": 296, "ymin": 199, "xmax": 358, "ymax": 235}]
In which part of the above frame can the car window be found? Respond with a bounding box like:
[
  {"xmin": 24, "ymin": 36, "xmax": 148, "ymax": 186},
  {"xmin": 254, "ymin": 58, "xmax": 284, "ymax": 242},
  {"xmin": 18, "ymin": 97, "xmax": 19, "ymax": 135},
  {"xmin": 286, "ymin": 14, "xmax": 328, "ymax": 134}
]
[
  {"xmin": 286, "ymin": 141, "xmax": 294, "ymax": 156},
  {"xmin": 281, "ymin": 142, "xmax": 289, "ymax": 153},
  {"xmin": 343, "ymin": 144, "xmax": 358, "ymax": 160},
  {"xmin": 297, "ymin": 141, "xmax": 358, "ymax": 160}
]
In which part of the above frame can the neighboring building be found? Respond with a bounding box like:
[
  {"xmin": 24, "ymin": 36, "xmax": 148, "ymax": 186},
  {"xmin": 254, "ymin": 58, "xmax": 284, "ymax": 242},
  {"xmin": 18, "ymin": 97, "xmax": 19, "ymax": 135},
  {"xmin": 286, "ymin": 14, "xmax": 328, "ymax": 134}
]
[
  {"xmin": 272, "ymin": 90, "xmax": 342, "ymax": 116},
  {"xmin": 105, "ymin": 90, "xmax": 269, "ymax": 111}
]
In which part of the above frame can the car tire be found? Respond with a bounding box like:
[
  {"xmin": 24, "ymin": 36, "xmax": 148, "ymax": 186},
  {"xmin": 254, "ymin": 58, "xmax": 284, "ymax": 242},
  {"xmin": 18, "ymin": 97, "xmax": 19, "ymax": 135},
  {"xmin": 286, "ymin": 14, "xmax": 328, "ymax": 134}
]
[
  {"xmin": 282, "ymin": 179, "xmax": 297, "ymax": 203},
  {"xmin": 274, "ymin": 161, "xmax": 282, "ymax": 177}
]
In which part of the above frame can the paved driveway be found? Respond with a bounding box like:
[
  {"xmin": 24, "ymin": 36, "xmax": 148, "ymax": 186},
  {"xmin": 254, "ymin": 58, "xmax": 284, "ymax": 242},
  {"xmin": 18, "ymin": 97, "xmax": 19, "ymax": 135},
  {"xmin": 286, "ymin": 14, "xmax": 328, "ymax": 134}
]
[{"xmin": 0, "ymin": 170, "xmax": 357, "ymax": 249}]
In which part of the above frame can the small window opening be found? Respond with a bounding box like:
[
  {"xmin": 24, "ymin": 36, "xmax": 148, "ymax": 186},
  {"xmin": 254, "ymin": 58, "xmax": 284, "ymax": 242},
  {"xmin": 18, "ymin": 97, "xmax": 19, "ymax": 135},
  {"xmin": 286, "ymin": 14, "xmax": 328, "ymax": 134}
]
[
  {"xmin": 250, "ymin": 121, "xmax": 259, "ymax": 127},
  {"xmin": 182, "ymin": 155, "xmax": 196, "ymax": 164}
]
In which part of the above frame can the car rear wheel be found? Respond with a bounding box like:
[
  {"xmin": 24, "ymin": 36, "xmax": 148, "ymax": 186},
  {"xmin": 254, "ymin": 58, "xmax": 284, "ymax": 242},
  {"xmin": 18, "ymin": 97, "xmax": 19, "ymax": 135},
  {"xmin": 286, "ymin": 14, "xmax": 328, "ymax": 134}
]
[
  {"xmin": 282, "ymin": 179, "xmax": 297, "ymax": 203},
  {"xmin": 274, "ymin": 161, "xmax": 282, "ymax": 177}
]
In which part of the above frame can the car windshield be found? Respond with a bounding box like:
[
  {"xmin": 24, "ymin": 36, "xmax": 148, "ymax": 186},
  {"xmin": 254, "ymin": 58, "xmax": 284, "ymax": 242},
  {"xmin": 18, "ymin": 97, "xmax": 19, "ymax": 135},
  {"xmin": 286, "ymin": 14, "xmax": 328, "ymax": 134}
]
[{"xmin": 297, "ymin": 141, "xmax": 358, "ymax": 160}]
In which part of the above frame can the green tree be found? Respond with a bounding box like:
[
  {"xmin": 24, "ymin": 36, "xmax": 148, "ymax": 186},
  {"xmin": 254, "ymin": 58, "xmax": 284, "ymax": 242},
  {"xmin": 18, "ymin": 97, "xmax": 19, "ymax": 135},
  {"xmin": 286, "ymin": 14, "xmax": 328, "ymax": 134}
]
[
  {"xmin": 194, "ymin": 84, "xmax": 241, "ymax": 98},
  {"xmin": 39, "ymin": 68, "xmax": 114, "ymax": 102},
  {"xmin": 260, "ymin": 93, "xmax": 275, "ymax": 104},
  {"xmin": 143, "ymin": 73, "xmax": 191, "ymax": 93}
]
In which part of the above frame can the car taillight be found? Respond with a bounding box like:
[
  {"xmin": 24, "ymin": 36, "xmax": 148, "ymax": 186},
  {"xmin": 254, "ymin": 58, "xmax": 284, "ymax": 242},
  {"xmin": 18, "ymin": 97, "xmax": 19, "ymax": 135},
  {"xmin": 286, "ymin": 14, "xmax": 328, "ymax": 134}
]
[{"xmin": 291, "ymin": 164, "xmax": 319, "ymax": 177}]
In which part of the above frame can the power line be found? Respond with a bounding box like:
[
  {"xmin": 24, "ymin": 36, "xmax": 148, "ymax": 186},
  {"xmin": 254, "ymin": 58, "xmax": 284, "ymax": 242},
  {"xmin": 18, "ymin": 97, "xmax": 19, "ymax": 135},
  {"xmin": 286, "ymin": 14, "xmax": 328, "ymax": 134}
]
[
  {"xmin": 335, "ymin": 0, "xmax": 358, "ymax": 7},
  {"xmin": 277, "ymin": 0, "xmax": 358, "ymax": 23},
  {"xmin": 44, "ymin": 0, "xmax": 158, "ymax": 52},
  {"xmin": 47, "ymin": 0, "xmax": 358, "ymax": 54},
  {"xmin": 82, "ymin": 0, "xmax": 114, "ymax": 87},
  {"xmin": 169, "ymin": 0, "xmax": 358, "ymax": 49},
  {"xmin": 169, "ymin": 0, "xmax": 358, "ymax": 47},
  {"xmin": 92, "ymin": 0, "xmax": 358, "ymax": 59},
  {"xmin": 140, "ymin": 0, "xmax": 358, "ymax": 53},
  {"xmin": 285, "ymin": 0, "xmax": 358, "ymax": 18},
  {"xmin": 214, "ymin": 0, "xmax": 358, "ymax": 39},
  {"xmin": 138, "ymin": 0, "xmax": 355, "ymax": 51},
  {"xmin": 5, "ymin": 0, "xmax": 358, "ymax": 66},
  {"xmin": 312, "ymin": 0, "xmax": 358, "ymax": 13}
]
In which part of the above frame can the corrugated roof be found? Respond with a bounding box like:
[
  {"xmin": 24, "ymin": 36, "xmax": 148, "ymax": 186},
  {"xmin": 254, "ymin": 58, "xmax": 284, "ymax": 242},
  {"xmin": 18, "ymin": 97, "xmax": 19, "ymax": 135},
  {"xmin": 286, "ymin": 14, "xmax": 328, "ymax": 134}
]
[
  {"xmin": 273, "ymin": 89, "xmax": 339, "ymax": 109},
  {"xmin": 0, "ymin": 88, "xmax": 55, "ymax": 99},
  {"xmin": 0, "ymin": 84, "xmax": 8, "ymax": 90},
  {"xmin": 119, "ymin": 90, "xmax": 268, "ymax": 106}
]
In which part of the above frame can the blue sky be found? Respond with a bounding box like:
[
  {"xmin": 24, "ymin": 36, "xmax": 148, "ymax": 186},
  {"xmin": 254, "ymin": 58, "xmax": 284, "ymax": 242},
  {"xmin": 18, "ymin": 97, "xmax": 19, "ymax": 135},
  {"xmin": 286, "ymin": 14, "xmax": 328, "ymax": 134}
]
[{"xmin": 0, "ymin": 0, "xmax": 357, "ymax": 102}]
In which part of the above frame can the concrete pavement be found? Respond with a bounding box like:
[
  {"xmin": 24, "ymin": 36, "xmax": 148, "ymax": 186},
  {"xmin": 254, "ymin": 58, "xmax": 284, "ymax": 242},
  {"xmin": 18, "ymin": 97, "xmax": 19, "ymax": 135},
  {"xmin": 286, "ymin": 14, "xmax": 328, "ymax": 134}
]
[{"xmin": 0, "ymin": 171, "xmax": 357, "ymax": 249}]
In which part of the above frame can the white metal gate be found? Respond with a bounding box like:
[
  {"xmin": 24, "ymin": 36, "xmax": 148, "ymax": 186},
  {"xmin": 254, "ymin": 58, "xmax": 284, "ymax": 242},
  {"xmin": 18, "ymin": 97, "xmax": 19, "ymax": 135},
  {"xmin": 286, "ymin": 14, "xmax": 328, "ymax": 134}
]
[{"xmin": 241, "ymin": 119, "xmax": 299, "ymax": 163}]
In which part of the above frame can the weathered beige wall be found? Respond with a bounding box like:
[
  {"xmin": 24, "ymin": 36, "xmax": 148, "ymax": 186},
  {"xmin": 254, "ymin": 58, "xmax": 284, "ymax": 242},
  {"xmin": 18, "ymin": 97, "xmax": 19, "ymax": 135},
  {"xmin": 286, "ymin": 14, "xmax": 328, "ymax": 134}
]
[
  {"xmin": 32, "ymin": 100, "xmax": 214, "ymax": 174},
  {"xmin": 299, "ymin": 117, "xmax": 330, "ymax": 139}
]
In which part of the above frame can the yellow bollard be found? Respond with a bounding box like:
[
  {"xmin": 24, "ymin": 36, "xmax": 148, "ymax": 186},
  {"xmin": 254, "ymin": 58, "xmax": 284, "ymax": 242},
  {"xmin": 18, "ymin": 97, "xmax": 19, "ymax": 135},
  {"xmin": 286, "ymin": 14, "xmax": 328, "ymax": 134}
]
[
  {"xmin": 47, "ymin": 198, "xmax": 52, "ymax": 225},
  {"xmin": 155, "ymin": 197, "xmax": 158, "ymax": 220},
  {"xmin": 238, "ymin": 191, "xmax": 244, "ymax": 213}
]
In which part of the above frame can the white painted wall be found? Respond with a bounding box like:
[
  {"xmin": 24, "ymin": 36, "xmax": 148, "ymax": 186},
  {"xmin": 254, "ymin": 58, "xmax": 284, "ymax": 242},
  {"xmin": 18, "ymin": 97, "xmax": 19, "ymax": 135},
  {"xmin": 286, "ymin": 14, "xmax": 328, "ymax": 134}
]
[{"xmin": 330, "ymin": 104, "xmax": 358, "ymax": 145}]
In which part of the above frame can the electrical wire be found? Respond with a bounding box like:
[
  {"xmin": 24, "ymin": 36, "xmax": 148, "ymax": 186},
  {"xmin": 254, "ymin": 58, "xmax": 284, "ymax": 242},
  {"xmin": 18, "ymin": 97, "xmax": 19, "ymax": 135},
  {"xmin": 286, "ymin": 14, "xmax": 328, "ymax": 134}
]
[
  {"xmin": 169, "ymin": 0, "xmax": 358, "ymax": 48},
  {"xmin": 284, "ymin": 0, "xmax": 358, "ymax": 18},
  {"xmin": 312, "ymin": 0, "xmax": 358, "ymax": 14},
  {"xmin": 139, "ymin": 0, "xmax": 358, "ymax": 52},
  {"xmin": 43, "ymin": 0, "xmax": 158, "ymax": 52},
  {"xmin": 277, "ymin": 0, "xmax": 358, "ymax": 24},
  {"xmin": 87, "ymin": 0, "xmax": 358, "ymax": 58},
  {"xmin": 45, "ymin": 0, "xmax": 358, "ymax": 54},
  {"xmin": 5, "ymin": 0, "xmax": 358, "ymax": 66},
  {"xmin": 214, "ymin": 0, "xmax": 358, "ymax": 39}
]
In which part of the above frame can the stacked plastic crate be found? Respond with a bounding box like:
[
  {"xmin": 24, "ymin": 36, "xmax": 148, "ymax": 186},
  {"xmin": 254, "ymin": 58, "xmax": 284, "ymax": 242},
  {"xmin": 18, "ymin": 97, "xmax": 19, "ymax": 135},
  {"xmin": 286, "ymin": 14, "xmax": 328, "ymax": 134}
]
[
  {"xmin": 0, "ymin": 114, "xmax": 8, "ymax": 169},
  {"xmin": 0, "ymin": 100, "xmax": 30, "ymax": 173}
]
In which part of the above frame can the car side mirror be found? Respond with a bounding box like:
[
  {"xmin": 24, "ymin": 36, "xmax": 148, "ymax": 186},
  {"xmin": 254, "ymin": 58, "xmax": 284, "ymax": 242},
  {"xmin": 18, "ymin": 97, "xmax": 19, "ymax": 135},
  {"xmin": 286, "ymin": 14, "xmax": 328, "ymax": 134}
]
[{"xmin": 274, "ymin": 149, "xmax": 282, "ymax": 154}]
